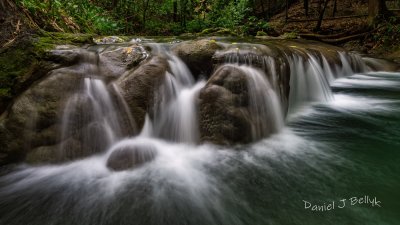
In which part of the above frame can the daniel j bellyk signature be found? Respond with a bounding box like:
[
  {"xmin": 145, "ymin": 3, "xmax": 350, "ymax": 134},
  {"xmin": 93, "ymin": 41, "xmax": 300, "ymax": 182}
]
[{"xmin": 303, "ymin": 196, "xmax": 381, "ymax": 212}]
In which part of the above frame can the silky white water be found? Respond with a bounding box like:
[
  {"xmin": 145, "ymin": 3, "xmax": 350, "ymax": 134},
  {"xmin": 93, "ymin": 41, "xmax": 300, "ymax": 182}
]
[{"xmin": 1, "ymin": 40, "xmax": 399, "ymax": 225}]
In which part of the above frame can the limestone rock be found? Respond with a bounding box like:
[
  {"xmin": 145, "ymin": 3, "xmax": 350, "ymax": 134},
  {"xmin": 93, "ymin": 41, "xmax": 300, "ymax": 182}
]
[
  {"xmin": 172, "ymin": 39, "xmax": 222, "ymax": 78},
  {"xmin": 115, "ymin": 56, "xmax": 169, "ymax": 129},
  {"xmin": 199, "ymin": 65, "xmax": 253, "ymax": 145}
]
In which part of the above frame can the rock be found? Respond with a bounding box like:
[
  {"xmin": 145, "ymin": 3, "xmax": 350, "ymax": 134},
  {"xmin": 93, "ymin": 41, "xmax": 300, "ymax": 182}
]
[
  {"xmin": 25, "ymin": 145, "xmax": 58, "ymax": 164},
  {"xmin": 199, "ymin": 65, "xmax": 253, "ymax": 145},
  {"xmin": 106, "ymin": 143, "xmax": 157, "ymax": 171},
  {"xmin": 94, "ymin": 36, "xmax": 126, "ymax": 44},
  {"xmin": 0, "ymin": 69, "xmax": 82, "ymax": 165},
  {"xmin": 199, "ymin": 28, "xmax": 237, "ymax": 36},
  {"xmin": 48, "ymin": 45, "xmax": 81, "ymax": 66},
  {"xmin": 281, "ymin": 32, "xmax": 298, "ymax": 39},
  {"xmin": 363, "ymin": 57, "xmax": 400, "ymax": 71},
  {"xmin": 256, "ymin": 31, "xmax": 268, "ymax": 36},
  {"xmin": 172, "ymin": 39, "xmax": 223, "ymax": 78},
  {"xmin": 115, "ymin": 56, "xmax": 169, "ymax": 129},
  {"xmin": 99, "ymin": 44, "xmax": 149, "ymax": 78}
]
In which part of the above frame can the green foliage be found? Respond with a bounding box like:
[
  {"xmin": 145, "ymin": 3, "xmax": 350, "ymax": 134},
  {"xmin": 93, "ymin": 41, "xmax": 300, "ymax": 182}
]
[
  {"xmin": 241, "ymin": 16, "xmax": 270, "ymax": 35},
  {"xmin": 369, "ymin": 16, "xmax": 400, "ymax": 47},
  {"xmin": 0, "ymin": 31, "xmax": 93, "ymax": 111},
  {"xmin": 256, "ymin": 31, "xmax": 267, "ymax": 36},
  {"xmin": 283, "ymin": 32, "xmax": 298, "ymax": 39},
  {"xmin": 386, "ymin": 16, "xmax": 400, "ymax": 34},
  {"xmin": 186, "ymin": 19, "xmax": 207, "ymax": 33},
  {"xmin": 208, "ymin": 0, "xmax": 251, "ymax": 30},
  {"xmin": 17, "ymin": 0, "xmax": 122, "ymax": 34},
  {"xmin": 16, "ymin": 0, "xmax": 281, "ymax": 36}
]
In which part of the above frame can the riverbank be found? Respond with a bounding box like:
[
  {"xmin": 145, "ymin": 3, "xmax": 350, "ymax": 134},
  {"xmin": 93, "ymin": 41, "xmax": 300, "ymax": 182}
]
[{"xmin": 267, "ymin": 0, "xmax": 400, "ymax": 63}]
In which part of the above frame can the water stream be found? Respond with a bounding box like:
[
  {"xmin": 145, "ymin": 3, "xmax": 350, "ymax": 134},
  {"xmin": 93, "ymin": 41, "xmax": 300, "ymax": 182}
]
[{"xmin": 0, "ymin": 39, "xmax": 399, "ymax": 225}]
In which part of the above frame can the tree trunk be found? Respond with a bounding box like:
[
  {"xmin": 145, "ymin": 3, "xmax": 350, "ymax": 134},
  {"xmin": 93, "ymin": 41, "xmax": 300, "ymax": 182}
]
[
  {"xmin": 318, "ymin": 0, "xmax": 322, "ymax": 13},
  {"xmin": 180, "ymin": 0, "xmax": 187, "ymax": 28},
  {"xmin": 369, "ymin": 0, "xmax": 390, "ymax": 23},
  {"xmin": 142, "ymin": 0, "xmax": 150, "ymax": 29},
  {"xmin": 48, "ymin": 0, "xmax": 53, "ymax": 18},
  {"xmin": 260, "ymin": 0, "xmax": 265, "ymax": 17},
  {"xmin": 332, "ymin": 0, "xmax": 337, "ymax": 17},
  {"xmin": 173, "ymin": 0, "xmax": 177, "ymax": 22},
  {"xmin": 285, "ymin": 0, "xmax": 289, "ymax": 22},
  {"xmin": 315, "ymin": 0, "xmax": 330, "ymax": 31},
  {"xmin": 304, "ymin": 0, "xmax": 309, "ymax": 16}
]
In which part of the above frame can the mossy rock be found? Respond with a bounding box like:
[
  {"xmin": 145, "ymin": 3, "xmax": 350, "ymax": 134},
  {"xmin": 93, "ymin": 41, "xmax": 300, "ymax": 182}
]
[
  {"xmin": 115, "ymin": 56, "xmax": 169, "ymax": 129},
  {"xmin": 93, "ymin": 36, "xmax": 127, "ymax": 44},
  {"xmin": 172, "ymin": 39, "xmax": 223, "ymax": 78},
  {"xmin": 199, "ymin": 28, "xmax": 237, "ymax": 36},
  {"xmin": 256, "ymin": 31, "xmax": 268, "ymax": 36},
  {"xmin": 0, "ymin": 32, "xmax": 94, "ymax": 113},
  {"xmin": 282, "ymin": 32, "xmax": 298, "ymax": 39}
]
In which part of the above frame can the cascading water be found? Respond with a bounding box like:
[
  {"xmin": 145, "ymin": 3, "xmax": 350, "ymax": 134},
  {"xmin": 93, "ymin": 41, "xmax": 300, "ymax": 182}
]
[
  {"xmin": 286, "ymin": 53, "xmax": 334, "ymax": 115},
  {"xmin": 1, "ymin": 38, "xmax": 399, "ymax": 225},
  {"xmin": 59, "ymin": 50, "xmax": 132, "ymax": 160},
  {"xmin": 153, "ymin": 80, "xmax": 206, "ymax": 143},
  {"xmin": 146, "ymin": 48, "xmax": 206, "ymax": 143}
]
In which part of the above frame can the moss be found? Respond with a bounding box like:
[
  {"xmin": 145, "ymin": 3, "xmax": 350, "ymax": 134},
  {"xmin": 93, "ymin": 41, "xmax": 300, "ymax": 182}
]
[
  {"xmin": 93, "ymin": 36, "xmax": 128, "ymax": 44},
  {"xmin": 0, "ymin": 46, "xmax": 40, "ymax": 112},
  {"xmin": 0, "ymin": 31, "xmax": 95, "ymax": 113},
  {"xmin": 40, "ymin": 32, "xmax": 94, "ymax": 44},
  {"xmin": 34, "ymin": 32, "xmax": 94, "ymax": 54},
  {"xmin": 256, "ymin": 31, "xmax": 268, "ymax": 36},
  {"xmin": 199, "ymin": 28, "xmax": 237, "ymax": 36},
  {"xmin": 200, "ymin": 28, "xmax": 220, "ymax": 35},
  {"xmin": 282, "ymin": 32, "xmax": 298, "ymax": 39}
]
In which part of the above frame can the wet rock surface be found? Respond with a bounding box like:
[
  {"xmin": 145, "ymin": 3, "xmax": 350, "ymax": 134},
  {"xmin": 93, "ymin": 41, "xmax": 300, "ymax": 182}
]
[
  {"xmin": 172, "ymin": 39, "xmax": 222, "ymax": 78},
  {"xmin": 106, "ymin": 143, "xmax": 157, "ymax": 171},
  {"xmin": 0, "ymin": 38, "xmax": 388, "ymax": 165},
  {"xmin": 0, "ymin": 69, "xmax": 82, "ymax": 164},
  {"xmin": 199, "ymin": 65, "xmax": 252, "ymax": 145},
  {"xmin": 115, "ymin": 56, "xmax": 169, "ymax": 129}
]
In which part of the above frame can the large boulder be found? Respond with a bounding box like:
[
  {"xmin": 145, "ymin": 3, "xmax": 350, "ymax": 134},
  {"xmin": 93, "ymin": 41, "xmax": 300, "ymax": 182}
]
[
  {"xmin": 115, "ymin": 56, "xmax": 169, "ymax": 129},
  {"xmin": 0, "ymin": 46, "xmax": 144, "ymax": 165},
  {"xmin": 49, "ymin": 44, "xmax": 149, "ymax": 79},
  {"xmin": 212, "ymin": 43, "xmax": 291, "ymax": 115},
  {"xmin": 172, "ymin": 39, "xmax": 222, "ymax": 78},
  {"xmin": 199, "ymin": 65, "xmax": 253, "ymax": 145},
  {"xmin": 99, "ymin": 44, "xmax": 149, "ymax": 78},
  {"xmin": 0, "ymin": 68, "xmax": 82, "ymax": 165}
]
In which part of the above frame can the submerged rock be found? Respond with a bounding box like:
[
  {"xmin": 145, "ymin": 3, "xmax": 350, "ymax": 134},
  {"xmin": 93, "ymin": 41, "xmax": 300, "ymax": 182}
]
[{"xmin": 106, "ymin": 143, "xmax": 157, "ymax": 171}]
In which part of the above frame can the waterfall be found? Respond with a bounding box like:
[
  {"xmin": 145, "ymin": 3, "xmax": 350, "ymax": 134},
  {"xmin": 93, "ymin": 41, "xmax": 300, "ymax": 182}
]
[
  {"xmin": 15, "ymin": 39, "xmax": 376, "ymax": 164},
  {"xmin": 59, "ymin": 78, "xmax": 126, "ymax": 159},
  {"xmin": 149, "ymin": 51, "xmax": 205, "ymax": 144},
  {"xmin": 239, "ymin": 66, "xmax": 284, "ymax": 139},
  {"xmin": 57, "ymin": 49, "xmax": 135, "ymax": 160},
  {"xmin": 4, "ymin": 39, "xmax": 399, "ymax": 225},
  {"xmin": 286, "ymin": 53, "xmax": 334, "ymax": 115}
]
